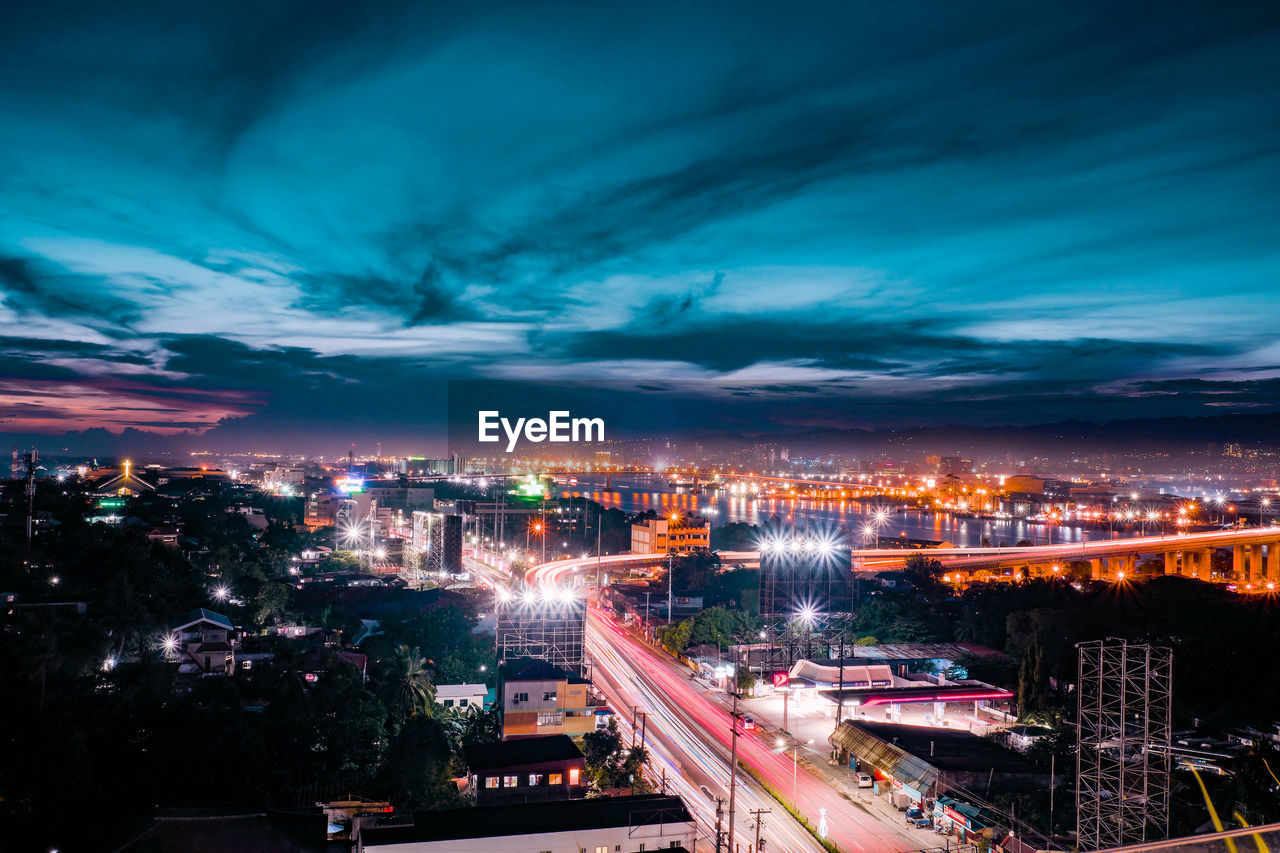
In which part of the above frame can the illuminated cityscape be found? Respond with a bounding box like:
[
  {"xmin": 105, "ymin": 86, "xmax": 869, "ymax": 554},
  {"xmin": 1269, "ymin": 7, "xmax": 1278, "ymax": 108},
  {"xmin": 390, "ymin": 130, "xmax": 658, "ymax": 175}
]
[{"xmin": 5, "ymin": 2, "xmax": 1280, "ymax": 852}]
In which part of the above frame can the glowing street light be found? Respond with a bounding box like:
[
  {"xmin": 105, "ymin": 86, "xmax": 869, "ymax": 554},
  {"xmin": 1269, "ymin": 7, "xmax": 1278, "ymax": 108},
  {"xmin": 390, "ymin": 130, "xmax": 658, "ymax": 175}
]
[{"xmin": 213, "ymin": 584, "xmax": 230, "ymax": 602}]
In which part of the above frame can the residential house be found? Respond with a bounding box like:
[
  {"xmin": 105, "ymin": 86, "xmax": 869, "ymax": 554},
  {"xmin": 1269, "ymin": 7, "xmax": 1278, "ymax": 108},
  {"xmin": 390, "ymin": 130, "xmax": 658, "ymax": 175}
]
[{"xmin": 463, "ymin": 735, "xmax": 586, "ymax": 805}]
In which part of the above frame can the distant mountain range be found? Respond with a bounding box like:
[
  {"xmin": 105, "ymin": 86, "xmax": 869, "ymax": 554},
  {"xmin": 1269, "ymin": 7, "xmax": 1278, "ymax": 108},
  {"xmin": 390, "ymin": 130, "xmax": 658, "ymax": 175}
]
[
  {"xmin": 3, "ymin": 409, "xmax": 1278, "ymax": 460},
  {"xmin": 689, "ymin": 410, "xmax": 1280, "ymax": 459}
]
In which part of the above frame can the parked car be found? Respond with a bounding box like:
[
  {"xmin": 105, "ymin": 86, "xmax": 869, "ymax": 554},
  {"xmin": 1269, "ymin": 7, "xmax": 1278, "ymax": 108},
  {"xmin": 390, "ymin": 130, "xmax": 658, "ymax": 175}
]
[
  {"xmin": 911, "ymin": 816, "xmax": 933, "ymax": 829},
  {"xmin": 905, "ymin": 807, "xmax": 925, "ymax": 823},
  {"xmin": 856, "ymin": 773, "xmax": 873, "ymax": 788}
]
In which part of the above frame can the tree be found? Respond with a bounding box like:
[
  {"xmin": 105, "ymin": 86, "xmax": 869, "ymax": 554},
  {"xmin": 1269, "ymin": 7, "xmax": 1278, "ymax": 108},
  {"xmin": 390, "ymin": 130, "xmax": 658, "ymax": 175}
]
[
  {"xmin": 657, "ymin": 619, "xmax": 693, "ymax": 656},
  {"xmin": 379, "ymin": 645, "xmax": 436, "ymax": 719},
  {"xmin": 458, "ymin": 705, "xmax": 501, "ymax": 746},
  {"xmin": 669, "ymin": 549, "xmax": 721, "ymax": 594},
  {"xmin": 582, "ymin": 717, "xmax": 624, "ymax": 788},
  {"xmin": 1016, "ymin": 632, "xmax": 1052, "ymax": 723},
  {"xmin": 903, "ymin": 552, "xmax": 947, "ymax": 592},
  {"xmin": 379, "ymin": 715, "xmax": 458, "ymax": 810}
]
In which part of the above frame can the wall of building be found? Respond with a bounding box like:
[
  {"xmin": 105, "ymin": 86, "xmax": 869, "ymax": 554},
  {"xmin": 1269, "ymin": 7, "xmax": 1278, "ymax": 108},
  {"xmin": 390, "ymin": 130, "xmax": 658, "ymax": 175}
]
[
  {"xmin": 361, "ymin": 822, "xmax": 696, "ymax": 852},
  {"xmin": 630, "ymin": 519, "xmax": 710, "ymax": 554},
  {"xmin": 502, "ymin": 677, "xmax": 597, "ymax": 738}
]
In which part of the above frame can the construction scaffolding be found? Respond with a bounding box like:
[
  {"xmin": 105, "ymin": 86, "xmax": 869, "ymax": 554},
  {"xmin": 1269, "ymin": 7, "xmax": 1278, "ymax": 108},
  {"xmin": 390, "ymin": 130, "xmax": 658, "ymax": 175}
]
[
  {"xmin": 407, "ymin": 511, "xmax": 463, "ymax": 581},
  {"xmin": 758, "ymin": 527, "xmax": 853, "ymax": 621},
  {"xmin": 496, "ymin": 595, "xmax": 586, "ymax": 676},
  {"xmin": 1076, "ymin": 639, "xmax": 1173, "ymax": 851},
  {"xmin": 758, "ymin": 524, "xmax": 853, "ymax": 665}
]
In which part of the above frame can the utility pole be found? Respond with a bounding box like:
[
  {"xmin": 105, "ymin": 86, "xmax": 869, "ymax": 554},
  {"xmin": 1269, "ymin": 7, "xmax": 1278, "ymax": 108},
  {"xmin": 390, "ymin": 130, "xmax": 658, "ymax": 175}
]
[
  {"xmin": 750, "ymin": 807, "xmax": 771, "ymax": 853},
  {"xmin": 1049, "ymin": 752, "xmax": 1055, "ymax": 834},
  {"xmin": 728, "ymin": 691, "xmax": 740, "ymax": 852},
  {"xmin": 835, "ymin": 632, "xmax": 846, "ymax": 725},
  {"xmin": 595, "ymin": 515, "xmax": 603, "ymax": 587},
  {"xmin": 24, "ymin": 448, "xmax": 37, "ymax": 551},
  {"xmin": 667, "ymin": 547, "xmax": 674, "ymax": 625},
  {"xmin": 715, "ymin": 797, "xmax": 725, "ymax": 853}
]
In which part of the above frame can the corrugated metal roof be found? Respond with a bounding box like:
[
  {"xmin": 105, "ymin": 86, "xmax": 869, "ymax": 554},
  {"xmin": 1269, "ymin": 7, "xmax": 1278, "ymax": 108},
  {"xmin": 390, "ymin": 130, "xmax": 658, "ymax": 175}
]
[
  {"xmin": 829, "ymin": 722, "xmax": 938, "ymax": 793},
  {"xmin": 175, "ymin": 608, "xmax": 233, "ymax": 630}
]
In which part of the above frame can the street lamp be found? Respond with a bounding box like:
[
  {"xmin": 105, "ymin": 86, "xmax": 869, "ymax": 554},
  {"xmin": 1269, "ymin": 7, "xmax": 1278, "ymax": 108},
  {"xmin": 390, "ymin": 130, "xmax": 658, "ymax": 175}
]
[
  {"xmin": 776, "ymin": 737, "xmax": 799, "ymax": 798},
  {"xmin": 1262, "ymin": 498, "xmax": 1271, "ymax": 528}
]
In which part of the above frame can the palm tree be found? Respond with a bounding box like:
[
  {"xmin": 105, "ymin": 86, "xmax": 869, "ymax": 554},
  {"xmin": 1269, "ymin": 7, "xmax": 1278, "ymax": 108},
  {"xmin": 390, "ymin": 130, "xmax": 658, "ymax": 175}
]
[
  {"xmin": 381, "ymin": 645, "xmax": 435, "ymax": 718},
  {"xmin": 101, "ymin": 573, "xmax": 150, "ymax": 658}
]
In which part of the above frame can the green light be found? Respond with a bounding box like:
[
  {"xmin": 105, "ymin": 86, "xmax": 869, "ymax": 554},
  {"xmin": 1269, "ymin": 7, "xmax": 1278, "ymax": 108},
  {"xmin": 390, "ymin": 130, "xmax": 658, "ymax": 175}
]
[{"xmin": 516, "ymin": 480, "xmax": 544, "ymax": 497}]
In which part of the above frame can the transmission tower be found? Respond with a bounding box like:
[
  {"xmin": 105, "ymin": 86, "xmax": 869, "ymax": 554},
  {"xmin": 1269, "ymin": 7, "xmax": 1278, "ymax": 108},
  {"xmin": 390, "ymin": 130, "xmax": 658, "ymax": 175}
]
[
  {"xmin": 24, "ymin": 448, "xmax": 38, "ymax": 549},
  {"xmin": 1076, "ymin": 639, "xmax": 1173, "ymax": 850}
]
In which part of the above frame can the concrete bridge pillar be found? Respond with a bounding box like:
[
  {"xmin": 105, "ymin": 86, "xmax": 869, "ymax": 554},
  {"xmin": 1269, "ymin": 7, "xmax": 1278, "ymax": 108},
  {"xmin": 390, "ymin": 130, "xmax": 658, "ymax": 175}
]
[
  {"xmin": 1234, "ymin": 545, "xmax": 1246, "ymax": 579},
  {"xmin": 1268, "ymin": 544, "xmax": 1280, "ymax": 584},
  {"xmin": 1164, "ymin": 551, "xmax": 1179, "ymax": 575},
  {"xmin": 1090, "ymin": 559, "xmax": 1103, "ymax": 580},
  {"xmin": 1115, "ymin": 554, "xmax": 1136, "ymax": 578},
  {"xmin": 1251, "ymin": 545, "xmax": 1266, "ymax": 583},
  {"xmin": 1198, "ymin": 549, "xmax": 1213, "ymax": 578}
]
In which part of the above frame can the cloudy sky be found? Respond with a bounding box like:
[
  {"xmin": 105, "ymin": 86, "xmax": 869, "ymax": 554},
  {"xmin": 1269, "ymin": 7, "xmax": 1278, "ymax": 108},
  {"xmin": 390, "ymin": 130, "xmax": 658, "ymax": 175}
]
[{"xmin": 2, "ymin": 0, "xmax": 1279, "ymax": 452}]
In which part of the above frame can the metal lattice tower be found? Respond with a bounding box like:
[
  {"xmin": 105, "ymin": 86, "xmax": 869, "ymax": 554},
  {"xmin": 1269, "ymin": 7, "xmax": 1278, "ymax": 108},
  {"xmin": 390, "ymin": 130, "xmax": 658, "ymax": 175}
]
[
  {"xmin": 496, "ymin": 594, "xmax": 586, "ymax": 676},
  {"xmin": 758, "ymin": 524, "xmax": 853, "ymax": 621},
  {"xmin": 1076, "ymin": 639, "xmax": 1173, "ymax": 851},
  {"xmin": 407, "ymin": 511, "xmax": 463, "ymax": 583},
  {"xmin": 757, "ymin": 522, "xmax": 852, "ymax": 663}
]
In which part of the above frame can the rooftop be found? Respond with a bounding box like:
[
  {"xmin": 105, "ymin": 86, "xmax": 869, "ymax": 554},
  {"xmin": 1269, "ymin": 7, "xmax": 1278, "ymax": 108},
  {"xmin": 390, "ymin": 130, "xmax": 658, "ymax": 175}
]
[
  {"xmin": 838, "ymin": 643, "xmax": 1008, "ymax": 662},
  {"xmin": 836, "ymin": 721, "xmax": 1040, "ymax": 775},
  {"xmin": 175, "ymin": 608, "xmax": 233, "ymax": 630},
  {"xmin": 463, "ymin": 734, "xmax": 583, "ymax": 772},
  {"xmin": 500, "ymin": 657, "xmax": 588, "ymax": 684},
  {"xmin": 360, "ymin": 794, "xmax": 693, "ymax": 846}
]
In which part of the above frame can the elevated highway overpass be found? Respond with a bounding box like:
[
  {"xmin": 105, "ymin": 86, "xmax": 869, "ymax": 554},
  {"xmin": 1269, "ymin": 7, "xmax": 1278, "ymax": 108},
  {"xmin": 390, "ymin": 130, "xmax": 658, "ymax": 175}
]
[
  {"xmin": 521, "ymin": 527, "xmax": 1280, "ymax": 591},
  {"xmin": 857, "ymin": 526, "xmax": 1280, "ymax": 585}
]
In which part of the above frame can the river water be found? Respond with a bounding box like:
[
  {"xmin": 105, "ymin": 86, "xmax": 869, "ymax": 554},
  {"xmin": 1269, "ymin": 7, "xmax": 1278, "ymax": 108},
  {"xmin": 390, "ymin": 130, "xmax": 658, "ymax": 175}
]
[{"xmin": 555, "ymin": 475, "xmax": 1146, "ymax": 549}]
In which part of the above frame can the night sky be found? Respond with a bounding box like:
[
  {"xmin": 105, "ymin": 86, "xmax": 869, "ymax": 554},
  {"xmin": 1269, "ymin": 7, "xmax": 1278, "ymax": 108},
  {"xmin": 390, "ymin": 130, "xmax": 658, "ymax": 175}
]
[{"xmin": 3, "ymin": 1, "xmax": 1280, "ymax": 453}]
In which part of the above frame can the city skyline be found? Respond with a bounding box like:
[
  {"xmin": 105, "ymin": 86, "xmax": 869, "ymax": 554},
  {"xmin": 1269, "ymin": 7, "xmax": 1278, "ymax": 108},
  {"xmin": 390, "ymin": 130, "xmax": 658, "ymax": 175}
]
[{"xmin": 4, "ymin": 1, "xmax": 1280, "ymax": 452}]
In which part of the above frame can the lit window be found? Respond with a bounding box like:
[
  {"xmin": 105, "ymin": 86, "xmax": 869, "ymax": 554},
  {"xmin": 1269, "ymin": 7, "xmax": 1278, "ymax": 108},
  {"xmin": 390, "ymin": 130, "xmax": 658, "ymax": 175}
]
[
  {"xmin": 484, "ymin": 776, "xmax": 498, "ymax": 789},
  {"xmin": 543, "ymin": 691, "xmax": 557, "ymax": 701},
  {"xmin": 503, "ymin": 775, "xmax": 517, "ymax": 787},
  {"xmin": 569, "ymin": 768, "xmax": 580, "ymax": 785},
  {"xmin": 529, "ymin": 773, "xmax": 545, "ymax": 785},
  {"xmin": 549, "ymin": 772, "xmax": 563, "ymax": 785}
]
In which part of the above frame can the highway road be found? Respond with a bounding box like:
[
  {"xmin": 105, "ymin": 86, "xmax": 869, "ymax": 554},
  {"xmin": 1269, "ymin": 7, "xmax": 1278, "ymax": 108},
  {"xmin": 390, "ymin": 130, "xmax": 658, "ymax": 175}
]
[
  {"xmin": 588, "ymin": 606, "xmax": 922, "ymax": 853},
  {"xmin": 471, "ymin": 546, "xmax": 924, "ymax": 852},
  {"xmin": 588, "ymin": 611, "xmax": 827, "ymax": 853}
]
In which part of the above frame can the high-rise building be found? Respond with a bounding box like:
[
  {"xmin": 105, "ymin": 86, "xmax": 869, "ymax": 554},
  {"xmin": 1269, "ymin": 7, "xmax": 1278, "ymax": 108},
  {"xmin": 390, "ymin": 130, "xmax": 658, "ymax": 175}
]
[{"xmin": 939, "ymin": 456, "xmax": 965, "ymax": 478}]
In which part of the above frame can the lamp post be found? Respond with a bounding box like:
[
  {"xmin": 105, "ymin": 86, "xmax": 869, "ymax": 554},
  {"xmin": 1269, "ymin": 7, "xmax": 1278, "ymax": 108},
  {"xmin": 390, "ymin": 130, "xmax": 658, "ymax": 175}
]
[
  {"xmin": 1262, "ymin": 498, "xmax": 1271, "ymax": 528},
  {"xmin": 776, "ymin": 737, "xmax": 799, "ymax": 799},
  {"xmin": 667, "ymin": 512, "xmax": 679, "ymax": 625}
]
